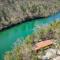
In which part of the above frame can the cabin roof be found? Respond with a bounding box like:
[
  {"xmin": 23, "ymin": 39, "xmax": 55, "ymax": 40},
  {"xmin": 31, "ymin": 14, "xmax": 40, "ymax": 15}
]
[{"xmin": 33, "ymin": 40, "xmax": 53, "ymax": 51}]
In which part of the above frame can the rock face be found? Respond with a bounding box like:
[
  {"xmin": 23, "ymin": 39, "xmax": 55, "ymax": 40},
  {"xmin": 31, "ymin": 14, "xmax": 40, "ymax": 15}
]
[
  {"xmin": 0, "ymin": 0, "xmax": 60, "ymax": 30},
  {"xmin": 42, "ymin": 48, "xmax": 60, "ymax": 60},
  {"xmin": 53, "ymin": 56, "xmax": 60, "ymax": 60},
  {"xmin": 42, "ymin": 49, "xmax": 57, "ymax": 60},
  {"xmin": 57, "ymin": 50, "xmax": 60, "ymax": 55}
]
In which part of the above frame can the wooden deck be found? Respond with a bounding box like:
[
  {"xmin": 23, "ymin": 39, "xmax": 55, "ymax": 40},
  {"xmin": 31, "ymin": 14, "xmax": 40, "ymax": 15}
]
[{"xmin": 33, "ymin": 40, "xmax": 53, "ymax": 51}]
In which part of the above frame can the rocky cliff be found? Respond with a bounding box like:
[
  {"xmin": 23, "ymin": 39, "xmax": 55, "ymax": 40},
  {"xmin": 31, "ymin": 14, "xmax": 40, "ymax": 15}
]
[{"xmin": 0, "ymin": 0, "xmax": 60, "ymax": 30}]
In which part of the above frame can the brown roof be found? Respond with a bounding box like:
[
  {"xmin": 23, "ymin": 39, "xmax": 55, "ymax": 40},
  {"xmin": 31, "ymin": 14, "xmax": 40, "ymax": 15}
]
[{"xmin": 33, "ymin": 40, "xmax": 53, "ymax": 51}]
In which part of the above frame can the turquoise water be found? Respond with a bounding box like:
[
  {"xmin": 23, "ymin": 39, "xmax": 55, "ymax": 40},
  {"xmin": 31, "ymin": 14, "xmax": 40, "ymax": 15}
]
[{"xmin": 0, "ymin": 13, "xmax": 60, "ymax": 60}]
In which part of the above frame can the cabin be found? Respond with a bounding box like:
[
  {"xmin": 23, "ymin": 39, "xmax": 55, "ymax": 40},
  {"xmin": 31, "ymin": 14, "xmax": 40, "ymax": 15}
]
[{"xmin": 33, "ymin": 40, "xmax": 53, "ymax": 51}]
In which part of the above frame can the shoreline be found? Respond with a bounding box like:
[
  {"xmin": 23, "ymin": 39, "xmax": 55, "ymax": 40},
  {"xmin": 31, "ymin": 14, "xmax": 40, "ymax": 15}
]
[
  {"xmin": 0, "ymin": 16, "xmax": 45, "ymax": 31},
  {"xmin": 0, "ymin": 12, "xmax": 59, "ymax": 32}
]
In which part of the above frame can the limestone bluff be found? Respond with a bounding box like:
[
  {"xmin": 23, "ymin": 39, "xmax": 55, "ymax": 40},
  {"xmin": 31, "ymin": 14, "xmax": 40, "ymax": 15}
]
[{"xmin": 0, "ymin": 0, "xmax": 60, "ymax": 30}]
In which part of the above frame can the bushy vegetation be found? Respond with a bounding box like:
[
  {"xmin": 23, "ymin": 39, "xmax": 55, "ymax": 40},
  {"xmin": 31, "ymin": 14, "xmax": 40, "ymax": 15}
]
[
  {"xmin": 0, "ymin": 0, "xmax": 60, "ymax": 30},
  {"xmin": 4, "ymin": 21, "xmax": 60, "ymax": 60}
]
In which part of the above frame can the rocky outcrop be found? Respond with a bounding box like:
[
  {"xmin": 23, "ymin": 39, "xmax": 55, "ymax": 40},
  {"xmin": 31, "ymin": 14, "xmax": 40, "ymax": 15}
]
[
  {"xmin": 42, "ymin": 48, "xmax": 60, "ymax": 60},
  {"xmin": 53, "ymin": 56, "xmax": 60, "ymax": 60}
]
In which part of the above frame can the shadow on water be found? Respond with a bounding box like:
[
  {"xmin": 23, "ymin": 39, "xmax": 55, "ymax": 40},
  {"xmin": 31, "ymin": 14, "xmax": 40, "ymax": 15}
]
[
  {"xmin": 0, "ymin": 16, "xmax": 46, "ymax": 32},
  {"xmin": 1, "ymin": 11, "xmax": 60, "ymax": 32}
]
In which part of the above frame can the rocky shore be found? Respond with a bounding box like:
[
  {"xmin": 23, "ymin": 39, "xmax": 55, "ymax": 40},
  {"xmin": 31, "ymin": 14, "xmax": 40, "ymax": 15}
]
[
  {"xmin": 0, "ymin": 0, "xmax": 60, "ymax": 30},
  {"xmin": 4, "ymin": 21, "xmax": 60, "ymax": 60}
]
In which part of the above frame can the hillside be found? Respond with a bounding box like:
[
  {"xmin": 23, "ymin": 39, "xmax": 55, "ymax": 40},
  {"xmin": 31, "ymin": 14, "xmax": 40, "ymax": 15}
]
[{"xmin": 0, "ymin": 0, "xmax": 60, "ymax": 30}]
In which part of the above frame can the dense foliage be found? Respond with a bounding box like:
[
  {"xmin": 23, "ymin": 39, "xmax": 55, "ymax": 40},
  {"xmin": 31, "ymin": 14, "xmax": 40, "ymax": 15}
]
[
  {"xmin": 4, "ymin": 21, "xmax": 60, "ymax": 60},
  {"xmin": 0, "ymin": 0, "xmax": 60, "ymax": 30}
]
